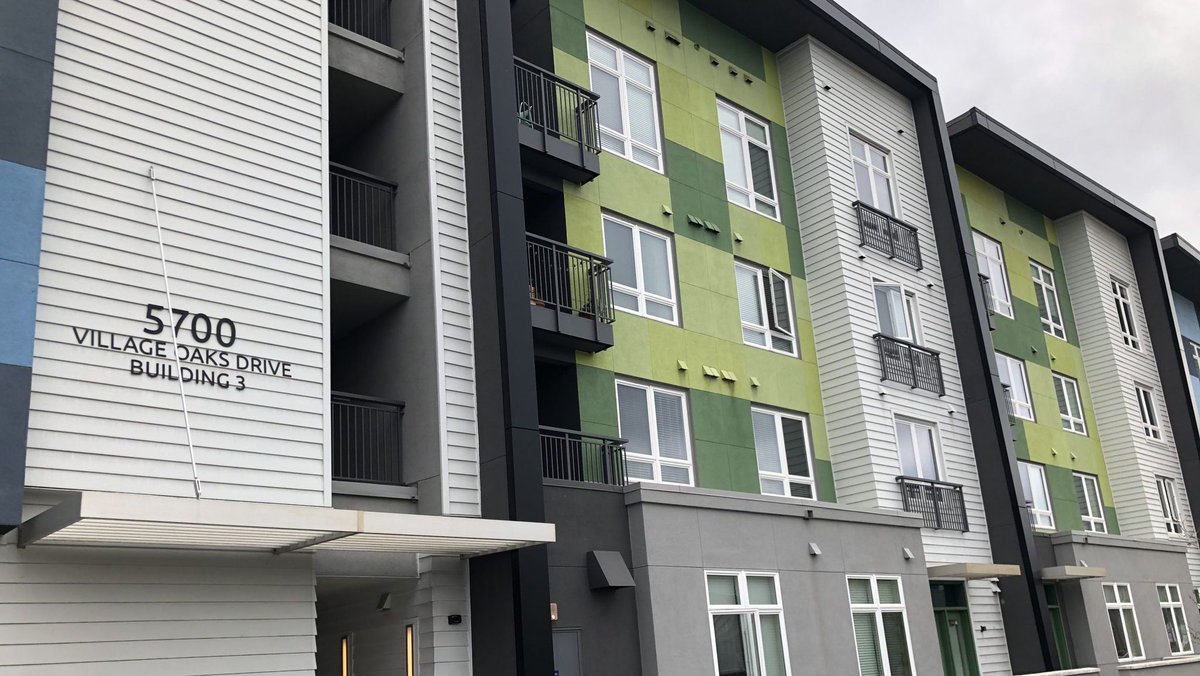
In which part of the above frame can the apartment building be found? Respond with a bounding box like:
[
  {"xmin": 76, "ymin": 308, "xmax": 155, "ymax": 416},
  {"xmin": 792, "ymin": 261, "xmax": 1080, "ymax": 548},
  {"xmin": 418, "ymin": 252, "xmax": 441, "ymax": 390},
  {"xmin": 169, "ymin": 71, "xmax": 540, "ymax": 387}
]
[
  {"xmin": 458, "ymin": 0, "xmax": 1031, "ymax": 674},
  {"xmin": 951, "ymin": 109, "xmax": 1200, "ymax": 675},
  {"xmin": 1163, "ymin": 234, "xmax": 1200, "ymax": 418},
  {"xmin": 0, "ymin": 0, "xmax": 554, "ymax": 672}
]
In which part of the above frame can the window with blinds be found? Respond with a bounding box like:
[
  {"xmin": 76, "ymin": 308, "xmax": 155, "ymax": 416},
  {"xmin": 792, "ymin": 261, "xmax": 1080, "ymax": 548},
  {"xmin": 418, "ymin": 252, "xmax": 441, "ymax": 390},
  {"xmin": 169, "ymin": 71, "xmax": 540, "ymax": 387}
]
[
  {"xmin": 1052, "ymin": 373, "xmax": 1087, "ymax": 435},
  {"xmin": 615, "ymin": 379, "xmax": 692, "ymax": 485},
  {"xmin": 1030, "ymin": 260, "xmax": 1066, "ymax": 339},
  {"xmin": 735, "ymin": 262, "xmax": 796, "ymax": 355},
  {"xmin": 603, "ymin": 214, "xmax": 678, "ymax": 323},
  {"xmin": 847, "ymin": 576, "xmax": 914, "ymax": 676},
  {"xmin": 706, "ymin": 572, "xmax": 791, "ymax": 676},
  {"xmin": 972, "ymin": 232, "xmax": 1013, "ymax": 319},
  {"xmin": 1073, "ymin": 472, "xmax": 1107, "ymax": 533},
  {"xmin": 718, "ymin": 100, "xmax": 779, "ymax": 220},
  {"xmin": 751, "ymin": 408, "xmax": 814, "ymax": 499},
  {"xmin": 587, "ymin": 32, "xmax": 662, "ymax": 172}
]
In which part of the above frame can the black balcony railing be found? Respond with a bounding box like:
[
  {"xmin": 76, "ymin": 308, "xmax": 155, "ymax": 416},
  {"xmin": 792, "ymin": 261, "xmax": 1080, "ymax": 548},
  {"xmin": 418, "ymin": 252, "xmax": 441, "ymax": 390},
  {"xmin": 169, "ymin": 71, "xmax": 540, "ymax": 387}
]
[
  {"xmin": 854, "ymin": 201, "xmax": 922, "ymax": 270},
  {"xmin": 332, "ymin": 392, "xmax": 404, "ymax": 485},
  {"xmin": 527, "ymin": 234, "xmax": 615, "ymax": 324},
  {"xmin": 329, "ymin": 0, "xmax": 391, "ymax": 45},
  {"xmin": 540, "ymin": 427, "xmax": 627, "ymax": 486},
  {"xmin": 897, "ymin": 476, "xmax": 968, "ymax": 531},
  {"xmin": 873, "ymin": 333, "xmax": 945, "ymax": 395},
  {"xmin": 330, "ymin": 163, "xmax": 397, "ymax": 252},
  {"xmin": 514, "ymin": 58, "xmax": 600, "ymax": 157},
  {"xmin": 979, "ymin": 274, "xmax": 995, "ymax": 315}
]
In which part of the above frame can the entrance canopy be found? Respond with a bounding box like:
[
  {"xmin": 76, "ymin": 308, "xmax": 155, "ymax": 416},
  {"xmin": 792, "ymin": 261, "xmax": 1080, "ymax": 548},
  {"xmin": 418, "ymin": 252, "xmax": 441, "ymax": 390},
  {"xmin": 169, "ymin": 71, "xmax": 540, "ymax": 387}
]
[{"xmin": 18, "ymin": 491, "xmax": 554, "ymax": 557}]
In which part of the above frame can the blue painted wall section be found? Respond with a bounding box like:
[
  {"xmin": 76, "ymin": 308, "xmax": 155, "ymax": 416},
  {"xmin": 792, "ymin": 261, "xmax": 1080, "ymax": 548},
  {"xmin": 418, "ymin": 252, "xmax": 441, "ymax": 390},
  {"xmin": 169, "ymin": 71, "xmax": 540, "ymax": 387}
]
[{"xmin": 0, "ymin": 0, "xmax": 60, "ymax": 532}]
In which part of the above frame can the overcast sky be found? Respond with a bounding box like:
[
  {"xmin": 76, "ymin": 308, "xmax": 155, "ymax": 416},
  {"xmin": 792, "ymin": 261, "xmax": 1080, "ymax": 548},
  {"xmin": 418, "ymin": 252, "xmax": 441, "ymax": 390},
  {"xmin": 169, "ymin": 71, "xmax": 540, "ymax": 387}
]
[{"xmin": 836, "ymin": 0, "xmax": 1200, "ymax": 242}]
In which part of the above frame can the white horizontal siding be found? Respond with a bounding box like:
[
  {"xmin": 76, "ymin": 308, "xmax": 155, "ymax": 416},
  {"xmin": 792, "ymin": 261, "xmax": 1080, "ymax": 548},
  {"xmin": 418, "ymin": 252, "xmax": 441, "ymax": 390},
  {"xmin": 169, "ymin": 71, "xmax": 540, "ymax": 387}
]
[
  {"xmin": 778, "ymin": 38, "xmax": 1010, "ymax": 675},
  {"xmin": 26, "ymin": 0, "xmax": 328, "ymax": 505},
  {"xmin": 0, "ymin": 544, "xmax": 315, "ymax": 675}
]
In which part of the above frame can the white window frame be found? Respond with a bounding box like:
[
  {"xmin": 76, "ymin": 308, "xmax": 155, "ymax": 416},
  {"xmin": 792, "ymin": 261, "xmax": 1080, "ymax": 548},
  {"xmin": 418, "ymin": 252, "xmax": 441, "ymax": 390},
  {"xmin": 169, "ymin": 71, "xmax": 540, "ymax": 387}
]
[
  {"xmin": 847, "ymin": 575, "xmax": 916, "ymax": 676},
  {"xmin": 1135, "ymin": 385, "xmax": 1163, "ymax": 441},
  {"xmin": 1111, "ymin": 277, "xmax": 1141, "ymax": 350},
  {"xmin": 1053, "ymin": 373, "xmax": 1088, "ymax": 435},
  {"xmin": 603, "ymin": 214, "xmax": 678, "ymax": 324},
  {"xmin": 1104, "ymin": 582, "xmax": 1145, "ymax": 662},
  {"xmin": 751, "ymin": 407, "xmax": 815, "ymax": 499},
  {"xmin": 718, "ymin": 100, "xmax": 779, "ymax": 220},
  {"xmin": 705, "ymin": 571, "xmax": 792, "ymax": 676},
  {"xmin": 587, "ymin": 32, "xmax": 663, "ymax": 172},
  {"xmin": 735, "ymin": 261, "xmax": 797, "ymax": 356},
  {"xmin": 849, "ymin": 135, "xmax": 897, "ymax": 216},
  {"xmin": 1030, "ymin": 260, "xmax": 1067, "ymax": 340},
  {"xmin": 615, "ymin": 379, "xmax": 692, "ymax": 485},
  {"xmin": 973, "ymin": 231, "xmax": 1014, "ymax": 319},
  {"xmin": 873, "ymin": 280, "xmax": 922, "ymax": 344},
  {"xmin": 1074, "ymin": 472, "xmax": 1108, "ymax": 534},
  {"xmin": 1156, "ymin": 476, "xmax": 1184, "ymax": 535},
  {"xmin": 894, "ymin": 416, "xmax": 942, "ymax": 481},
  {"xmin": 1158, "ymin": 583, "xmax": 1194, "ymax": 655},
  {"xmin": 1019, "ymin": 461, "xmax": 1056, "ymax": 530},
  {"xmin": 1191, "ymin": 342, "xmax": 1200, "ymax": 375},
  {"xmin": 996, "ymin": 353, "xmax": 1035, "ymax": 421}
]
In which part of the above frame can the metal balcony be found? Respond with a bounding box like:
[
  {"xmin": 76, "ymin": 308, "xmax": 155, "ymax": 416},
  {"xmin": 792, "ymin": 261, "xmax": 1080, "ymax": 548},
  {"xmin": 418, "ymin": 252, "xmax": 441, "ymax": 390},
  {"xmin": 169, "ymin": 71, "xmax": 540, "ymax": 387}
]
[
  {"xmin": 979, "ymin": 273, "xmax": 996, "ymax": 330},
  {"xmin": 329, "ymin": 0, "xmax": 391, "ymax": 45},
  {"xmin": 873, "ymin": 333, "xmax": 945, "ymax": 395},
  {"xmin": 540, "ymin": 427, "xmax": 627, "ymax": 486},
  {"xmin": 332, "ymin": 392, "xmax": 404, "ymax": 485},
  {"xmin": 897, "ymin": 476, "xmax": 968, "ymax": 531},
  {"xmin": 527, "ymin": 234, "xmax": 615, "ymax": 353},
  {"xmin": 854, "ymin": 201, "xmax": 922, "ymax": 270},
  {"xmin": 515, "ymin": 58, "xmax": 601, "ymax": 183},
  {"xmin": 330, "ymin": 163, "xmax": 397, "ymax": 251}
]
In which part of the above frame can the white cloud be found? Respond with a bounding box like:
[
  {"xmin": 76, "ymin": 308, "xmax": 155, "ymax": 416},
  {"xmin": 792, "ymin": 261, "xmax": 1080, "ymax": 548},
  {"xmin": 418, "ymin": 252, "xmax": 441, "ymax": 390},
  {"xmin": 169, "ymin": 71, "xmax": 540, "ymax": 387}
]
[{"xmin": 837, "ymin": 0, "xmax": 1200, "ymax": 242}]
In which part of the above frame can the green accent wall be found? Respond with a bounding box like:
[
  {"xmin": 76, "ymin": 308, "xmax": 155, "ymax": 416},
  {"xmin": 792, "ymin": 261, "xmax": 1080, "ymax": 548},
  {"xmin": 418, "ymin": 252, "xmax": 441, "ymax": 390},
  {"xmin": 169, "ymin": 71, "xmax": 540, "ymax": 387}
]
[
  {"xmin": 958, "ymin": 167, "xmax": 1119, "ymax": 534},
  {"xmin": 548, "ymin": 0, "xmax": 832, "ymax": 501}
]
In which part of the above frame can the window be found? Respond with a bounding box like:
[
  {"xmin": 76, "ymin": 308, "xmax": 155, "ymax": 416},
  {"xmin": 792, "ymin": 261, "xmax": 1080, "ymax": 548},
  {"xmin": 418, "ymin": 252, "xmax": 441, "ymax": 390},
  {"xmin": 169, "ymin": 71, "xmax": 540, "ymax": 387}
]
[
  {"xmin": 1030, "ymin": 261, "xmax": 1067, "ymax": 340},
  {"xmin": 1104, "ymin": 583, "xmax": 1144, "ymax": 661},
  {"xmin": 894, "ymin": 418, "xmax": 939, "ymax": 480},
  {"xmin": 616, "ymin": 380, "xmax": 691, "ymax": 485},
  {"xmin": 341, "ymin": 635, "xmax": 353, "ymax": 676},
  {"xmin": 1053, "ymin": 373, "xmax": 1087, "ymax": 435},
  {"xmin": 587, "ymin": 33, "xmax": 662, "ymax": 171},
  {"xmin": 850, "ymin": 136, "xmax": 896, "ymax": 216},
  {"xmin": 1074, "ymin": 473, "xmax": 1107, "ymax": 533},
  {"xmin": 1110, "ymin": 278, "xmax": 1140, "ymax": 349},
  {"xmin": 1045, "ymin": 585, "xmax": 1074, "ymax": 669},
  {"xmin": 405, "ymin": 623, "xmax": 416, "ymax": 676},
  {"xmin": 973, "ymin": 232, "xmax": 1013, "ymax": 318},
  {"xmin": 1136, "ymin": 386, "xmax": 1163, "ymax": 440},
  {"xmin": 1192, "ymin": 342, "xmax": 1200, "ymax": 375},
  {"xmin": 1158, "ymin": 584, "xmax": 1193, "ymax": 655},
  {"xmin": 706, "ymin": 572, "xmax": 790, "ymax": 676},
  {"xmin": 752, "ymin": 408, "xmax": 814, "ymax": 499},
  {"xmin": 1156, "ymin": 477, "xmax": 1184, "ymax": 535},
  {"xmin": 718, "ymin": 101, "xmax": 778, "ymax": 219},
  {"xmin": 873, "ymin": 281, "xmax": 920, "ymax": 343},
  {"xmin": 603, "ymin": 214, "xmax": 677, "ymax": 323},
  {"xmin": 996, "ymin": 353, "xmax": 1035, "ymax": 420},
  {"xmin": 847, "ymin": 576, "xmax": 914, "ymax": 676},
  {"xmin": 1019, "ymin": 462, "xmax": 1055, "ymax": 530},
  {"xmin": 736, "ymin": 262, "xmax": 796, "ymax": 355}
]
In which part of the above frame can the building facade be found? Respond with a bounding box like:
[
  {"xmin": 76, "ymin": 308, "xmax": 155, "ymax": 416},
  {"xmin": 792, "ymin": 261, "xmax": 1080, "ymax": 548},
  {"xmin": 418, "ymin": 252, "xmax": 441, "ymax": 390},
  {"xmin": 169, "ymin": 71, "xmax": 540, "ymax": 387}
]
[
  {"xmin": 0, "ymin": 0, "xmax": 553, "ymax": 673},
  {"xmin": 1163, "ymin": 234, "xmax": 1200, "ymax": 419},
  {"xmin": 951, "ymin": 109, "xmax": 1200, "ymax": 675}
]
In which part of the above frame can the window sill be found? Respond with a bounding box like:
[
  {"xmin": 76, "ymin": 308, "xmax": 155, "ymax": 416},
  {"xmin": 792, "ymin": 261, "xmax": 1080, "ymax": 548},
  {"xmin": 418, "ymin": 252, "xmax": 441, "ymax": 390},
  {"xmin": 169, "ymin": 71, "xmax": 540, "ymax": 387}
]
[
  {"xmin": 1117, "ymin": 654, "xmax": 1200, "ymax": 670},
  {"xmin": 615, "ymin": 305, "xmax": 678, "ymax": 327}
]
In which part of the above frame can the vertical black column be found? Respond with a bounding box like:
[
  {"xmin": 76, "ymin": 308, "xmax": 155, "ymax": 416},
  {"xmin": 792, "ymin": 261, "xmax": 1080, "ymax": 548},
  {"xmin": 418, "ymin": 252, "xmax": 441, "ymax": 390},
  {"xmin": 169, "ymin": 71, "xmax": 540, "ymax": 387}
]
[
  {"xmin": 914, "ymin": 97, "xmax": 1058, "ymax": 672},
  {"xmin": 458, "ymin": 0, "xmax": 553, "ymax": 673},
  {"xmin": 0, "ymin": 0, "xmax": 61, "ymax": 533}
]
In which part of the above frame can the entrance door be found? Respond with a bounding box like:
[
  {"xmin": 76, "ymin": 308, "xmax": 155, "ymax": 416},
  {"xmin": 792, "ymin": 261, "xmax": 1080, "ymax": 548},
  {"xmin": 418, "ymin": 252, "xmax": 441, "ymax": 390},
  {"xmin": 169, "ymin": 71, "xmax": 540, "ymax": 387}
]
[{"xmin": 930, "ymin": 583, "xmax": 980, "ymax": 676}]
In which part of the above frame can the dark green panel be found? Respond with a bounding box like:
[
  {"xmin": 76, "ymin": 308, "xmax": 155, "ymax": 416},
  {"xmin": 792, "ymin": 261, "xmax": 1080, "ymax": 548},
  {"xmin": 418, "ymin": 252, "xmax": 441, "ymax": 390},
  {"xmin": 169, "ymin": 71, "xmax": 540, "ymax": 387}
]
[
  {"xmin": 1049, "ymin": 245, "xmax": 1080, "ymax": 347},
  {"xmin": 814, "ymin": 458, "xmax": 836, "ymax": 503},
  {"xmin": 689, "ymin": 389, "xmax": 757, "ymax": 493},
  {"xmin": 784, "ymin": 224, "xmax": 805, "ymax": 279},
  {"xmin": 549, "ymin": 0, "xmax": 584, "ymax": 21},
  {"xmin": 1004, "ymin": 193, "xmax": 1047, "ymax": 240},
  {"xmin": 667, "ymin": 141, "xmax": 733, "ymax": 252},
  {"xmin": 678, "ymin": 1, "xmax": 766, "ymax": 80},
  {"xmin": 991, "ymin": 300, "xmax": 1051, "ymax": 370},
  {"xmin": 550, "ymin": 6, "xmax": 588, "ymax": 62},
  {"xmin": 1104, "ymin": 506, "xmax": 1121, "ymax": 535},
  {"xmin": 577, "ymin": 364, "xmax": 618, "ymax": 436},
  {"xmin": 769, "ymin": 122, "xmax": 799, "ymax": 228},
  {"xmin": 1010, "ymin": 419, "xmax": 1030, "ymax": 460},
  {"xmin": 1045, "ymin": 464, "xmax": 1083, "ymax": 532}
]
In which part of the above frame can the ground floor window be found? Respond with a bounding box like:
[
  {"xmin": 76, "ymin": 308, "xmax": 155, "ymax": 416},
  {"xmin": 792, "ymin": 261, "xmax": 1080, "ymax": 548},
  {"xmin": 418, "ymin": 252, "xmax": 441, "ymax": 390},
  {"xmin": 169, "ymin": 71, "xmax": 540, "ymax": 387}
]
[
  {"xmin": 707, "ymin": 572, "xmax": 791, "ymax": 676},
  {"xmin": 1158, "ymin": 584, "xmax": 1193, "ymax": 655},
  {"xmin": 848, "ymin": 576, "xmax": 914, "ymax": 676},
  {"xmin": 1104, "ymin": 583, "xmax": 1144, "ymax": 661}
]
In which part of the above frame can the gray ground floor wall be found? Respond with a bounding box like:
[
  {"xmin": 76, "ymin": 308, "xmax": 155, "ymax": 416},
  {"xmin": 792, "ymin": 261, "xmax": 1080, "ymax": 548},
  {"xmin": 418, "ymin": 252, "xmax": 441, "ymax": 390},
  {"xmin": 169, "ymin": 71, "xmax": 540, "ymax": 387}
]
[
  {"xmin": 545, "ymin": 481, "xmax": 946, "ymax": 676},
  {"xmin": 1032, "ymin": 532, "xmax": 1200, "ymax": 676}
]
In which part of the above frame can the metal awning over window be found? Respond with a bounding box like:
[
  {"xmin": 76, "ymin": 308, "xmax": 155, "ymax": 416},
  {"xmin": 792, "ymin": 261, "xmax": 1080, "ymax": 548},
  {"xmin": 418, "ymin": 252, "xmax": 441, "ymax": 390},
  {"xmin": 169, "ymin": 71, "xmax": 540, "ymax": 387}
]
[{"xmin": 17, "ymin": 491, "xmax": 554, "ymax": 557}]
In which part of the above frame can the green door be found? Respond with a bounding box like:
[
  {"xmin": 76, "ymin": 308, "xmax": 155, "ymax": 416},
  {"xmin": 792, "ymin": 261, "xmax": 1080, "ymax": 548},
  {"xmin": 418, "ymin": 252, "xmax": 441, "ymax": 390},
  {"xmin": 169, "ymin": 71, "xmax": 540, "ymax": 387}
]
[{"xmin": 931, "ymin": 584, "xmax": 980, "ymax": 676}]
